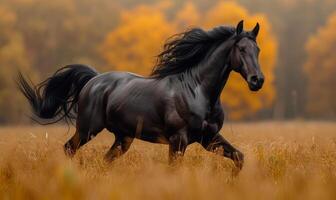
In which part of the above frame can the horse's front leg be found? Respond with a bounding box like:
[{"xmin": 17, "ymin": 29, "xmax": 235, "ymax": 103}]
[
  {"xmin": 168, "ymin": 129, "xmax": 188, "ymax": 164},
  {"xmin": 199, "ymin": 133, "xmax": 244, "ymax": 170}
]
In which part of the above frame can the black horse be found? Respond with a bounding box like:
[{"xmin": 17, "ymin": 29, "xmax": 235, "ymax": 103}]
[{"xmin": 18, "ymin": 21, "xmax": 264, "ymax": 170}]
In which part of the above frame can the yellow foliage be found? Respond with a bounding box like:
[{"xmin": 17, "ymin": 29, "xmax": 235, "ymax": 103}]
[
  {"xmin": 304, "ymin": 12, "xmax": 336, "ymax": 117},
  {"xmin": 100, "ymin": 1, "xmax": 277, "ymax": 120},
  {"xmin": 100, "ymin": 6, "xmax": 176, "ymax": 74},
  {"xmin": 175, "ymin": 1, "xmax": 200, "ymax": 28},
  {"xmin": 0, "ymin": 5, "xmax": 35, "ymax": 123},
  {"xmin": 0, "ymin": 6, "xmax": 16, "ymax": 27}
]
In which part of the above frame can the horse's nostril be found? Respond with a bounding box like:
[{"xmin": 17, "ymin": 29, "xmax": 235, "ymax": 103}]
[{"xmin": 250, "ymin": 75, "xmax": 258, "ymax": 85}]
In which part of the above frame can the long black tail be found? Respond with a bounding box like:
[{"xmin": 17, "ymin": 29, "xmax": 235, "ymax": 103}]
[{"xmin": 17, "ymin": 64, "xmax": 98, "ymax": 124}]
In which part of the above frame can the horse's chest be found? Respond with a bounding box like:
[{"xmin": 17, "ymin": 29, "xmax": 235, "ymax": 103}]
[
  {"xmin": 190, "ymin": 103, "xmax": 223, "ymax": 134},
  {"xmin": 184, "ymin": 105, "xmax": 220, "ymax": 133},
  {"xmin": 171, "ymin": 92, "xmax": 223, "ymax": 133}
]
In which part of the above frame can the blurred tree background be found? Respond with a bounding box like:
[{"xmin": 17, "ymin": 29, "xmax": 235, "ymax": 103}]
[
  {"xmin": 0, "ymin": 0, "xmax": 335, "ymax": 123},
  {"xmin": 304, "ymin": 12, "xmax": 336, "ymax": 118}
]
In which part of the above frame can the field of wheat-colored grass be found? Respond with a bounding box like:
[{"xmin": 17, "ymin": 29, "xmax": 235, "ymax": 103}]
[{"xmin": 0, "ymin": 121, "xmax": 335, "ymax": 199}]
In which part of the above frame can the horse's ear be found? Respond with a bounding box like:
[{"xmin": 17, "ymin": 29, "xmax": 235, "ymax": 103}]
[
  {"xmin": 251, "ymin": 23, "xmax": 260, "ymax": 38},
  {"xmin": 236, "ymin": 20, "xmax": 244, "ymax": 35}
]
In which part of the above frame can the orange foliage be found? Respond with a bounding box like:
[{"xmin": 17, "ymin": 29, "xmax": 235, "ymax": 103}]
[
  {"xmin": 176, "ymin": 1, "xmax": 200, "ymax": 28},
  {"xmin": 100, "ymin": 6, "xmax": 176, "ymax": 74},
  {"xmin": 304, "ymin": 12, "xmax": 336, "ymax": 117},
  {"xmin": 0, "ymin": 5, "xmax": 35, "ymax": 122},
  {"xmin": 100, "ymin": 1, "xmax": 277, "ymax": 119}
]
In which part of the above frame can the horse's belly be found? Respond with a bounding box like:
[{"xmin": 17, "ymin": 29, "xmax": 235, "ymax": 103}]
[
  {"xmin": 130, "ymin": 119, "xmax": 169, "ymax": 144},
  {"xmin": 137, "ymin": 132, "xmax": 169, "ymax": 144},
  {"xmin": 106, "ymin": 108, "xmax": 169, "ymax": 144}
]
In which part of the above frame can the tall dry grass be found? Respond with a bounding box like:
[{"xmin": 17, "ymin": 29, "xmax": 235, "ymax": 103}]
[{"xmin": 0, "ymin": 121, "xmax": 335, "ymax": 199}]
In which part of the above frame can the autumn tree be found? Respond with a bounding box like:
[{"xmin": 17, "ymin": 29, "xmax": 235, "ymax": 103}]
[
  {"xmin": 7, "ymin": 0, "xmax": 120, "ymax": 75},
  {"xmin": 304, "ymin": 12, "xmax": 336, "ymax": 117},
  {"xmin": 238, "ymin": 0, "xmax": 336, "ymax": 118},
  {"xmin": 175, "ymin": 1, "xmax": 199, "ymax": 28},
  {"xmin": 100, "ymin": 5, "xmax": 177, "ymax": 74},
  {"xmin": 0, "ymin": 5, "xmax": 35, "ymax": 123}
]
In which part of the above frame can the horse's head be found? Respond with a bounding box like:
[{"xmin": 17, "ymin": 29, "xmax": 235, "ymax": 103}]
[{"xmin": 229, "ymin": 20, "xmax": 264, "ymax": 91}]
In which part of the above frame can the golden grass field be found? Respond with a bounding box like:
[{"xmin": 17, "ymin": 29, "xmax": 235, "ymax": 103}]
[{"xmin": 0, "ymin": 121, "xmax": 335, "ymax": 199}]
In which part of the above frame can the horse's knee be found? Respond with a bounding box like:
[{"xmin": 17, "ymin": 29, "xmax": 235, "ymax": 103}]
[{"xmin": 198, "ymin": 133, "xmax": 220, "ymax": 150}]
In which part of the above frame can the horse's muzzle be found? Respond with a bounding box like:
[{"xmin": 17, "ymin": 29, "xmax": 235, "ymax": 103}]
[{"xmin": 248, "ymin": 75, "xmax": 264, "ymax": 91}]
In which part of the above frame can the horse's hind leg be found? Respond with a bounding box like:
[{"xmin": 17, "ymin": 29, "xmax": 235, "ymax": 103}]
[
  {"xmin": 64, "ymin": 114, "xmax": 104, "ymax": 157},
  {"xmin": 104, "ymin": 136, "xmax": 134, "ymax": 162}
]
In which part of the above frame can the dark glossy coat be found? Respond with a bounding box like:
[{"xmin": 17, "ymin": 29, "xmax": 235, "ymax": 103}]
[{"xmin": 18, "ymin": 21, "xmax": 264, "ymax": 170}]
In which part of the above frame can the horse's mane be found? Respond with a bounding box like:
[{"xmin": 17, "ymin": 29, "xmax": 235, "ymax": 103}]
[{"xmin": 151, "ymin": 26, "xmax": 236, "ymax": 78}]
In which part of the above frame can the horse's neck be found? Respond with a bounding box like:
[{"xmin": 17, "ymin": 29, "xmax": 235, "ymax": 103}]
[{"xmin": 195, "ymin": 41, "xmax": 234, "ymax": 103}]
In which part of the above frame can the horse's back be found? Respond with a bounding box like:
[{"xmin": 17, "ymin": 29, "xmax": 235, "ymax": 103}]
[
  {"xmin": 77, "ymin": 71, "xmax": 167, "ymax": 136},
  {"xmin": 80, "ymin": 71, "xmax": 149, "ymax": 95},
  {"xmin": 99, "ymin": 72, "xmax": 165, "ymax": 119}
]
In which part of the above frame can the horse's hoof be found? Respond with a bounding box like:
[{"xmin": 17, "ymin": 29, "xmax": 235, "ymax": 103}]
[
  {"xmin": 232, "ymin": 151, "xmax": 244, "ymax": 170},
  {"xmin": 64, "ymin": 143, "xmax": 75, "ymax": 158},
  {"xmin": 103, "ymin": 155, "xmax": 115, "ymax": 163}
]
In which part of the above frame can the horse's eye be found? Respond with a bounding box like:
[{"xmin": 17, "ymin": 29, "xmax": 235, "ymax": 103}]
[{"xmin": 239, "ymin": 47, "xmax": 245, "ymax": 52}]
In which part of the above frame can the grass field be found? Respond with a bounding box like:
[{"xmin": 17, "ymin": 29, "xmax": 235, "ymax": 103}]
[{"xmin": 0, "ymin": 121, "xmax": 335, "ymax": 199}]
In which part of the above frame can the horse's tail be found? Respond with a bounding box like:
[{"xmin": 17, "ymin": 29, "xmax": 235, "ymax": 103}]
[{"xmin": 17, "ymin": 64, "xmax": 98, "ymax": 124}]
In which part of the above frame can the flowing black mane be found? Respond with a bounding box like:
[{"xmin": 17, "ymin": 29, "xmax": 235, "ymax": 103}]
[{"xmin": 151, "ymin": 26, "xmax": 236, "ymax": 78}]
